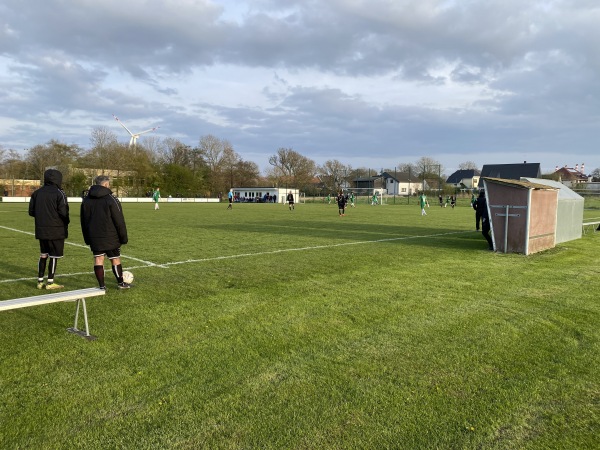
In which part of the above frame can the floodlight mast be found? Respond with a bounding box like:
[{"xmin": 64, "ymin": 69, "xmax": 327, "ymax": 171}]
[{"xmin": 112, "ymin": 114, "xmax": 160, "ymax": 147}]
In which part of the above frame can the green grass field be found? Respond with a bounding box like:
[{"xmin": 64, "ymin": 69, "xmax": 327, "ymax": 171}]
[{"xmin": 1, "ymin": 200, "xmax": 599, "ymax": 449}]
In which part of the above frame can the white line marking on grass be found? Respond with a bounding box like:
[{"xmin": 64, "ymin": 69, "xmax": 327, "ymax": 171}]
[
  {"xmin": 0, "ymin": 225, "xmax": 167, "ymax": 268},
  {"xmin": 1, "ymin": 229, "xmax": 472, "ymax": 284},
  {"xmin": 161, "ymin": 230, "xmax": 472, "ymax": 267}
]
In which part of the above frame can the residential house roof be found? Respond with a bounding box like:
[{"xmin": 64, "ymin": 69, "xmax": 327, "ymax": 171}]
[
  {"xmin": 554, "ymin": 167, "xmax": 588, "ymax": 181},
  {"xmin": 380, "ymin": 171, "xmax": 421, "ymax": 183},
  {"xmin": 446, "ymin": 169, "xmax": 481, "ymax": 184},
  {"xmin": 478, "ymin": 163, "xmax": 541, "ymax": 187}
]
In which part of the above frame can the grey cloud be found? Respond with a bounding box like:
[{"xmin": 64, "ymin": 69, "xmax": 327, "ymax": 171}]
[{"xmin": 2, "ymin": 0, "xmax": 600, "ymax": 172}]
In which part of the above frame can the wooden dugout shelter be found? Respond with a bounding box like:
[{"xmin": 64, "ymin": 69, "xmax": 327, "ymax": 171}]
[{"xmin": 482, "ymin": 178, "xmax": 559, "ymax": 255}]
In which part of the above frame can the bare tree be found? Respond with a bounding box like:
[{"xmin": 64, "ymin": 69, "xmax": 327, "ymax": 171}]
[
  {"xmin": 198, "ymin": 135, "xmax": 226, "ymax": 172},
  {"xmin": 90, "ymin": 126, "xmax": 118, "ymax": 150},
  {"xmin": 235, "ymin": 160, "xmax": 261, "ymax": 187},
  {"xmin": 406, "ymin": 157, "xmax": 445, "ymax": 193},
  {"xmin": 414, "ymin": 157, "xmax": 444, "ymax": 178},
  {"xmin": 197, "ymin": 135, "xmax": 243, "ymax": 194},
  {"xmin": 397, "ymin": 163, "xmax": 417, "ymax": 175},
  {"xmin": 25, "ymin": 140, "xmax": 81, "ymax": 181},
  {"xmin": 161, "ymin": 138, "xmax": 192, "ymax": 167},
  {"xmin": 219, "ymin": 143, "xmax": 241, "ymax": 188},
  {"xmin": 318, "ymin": 160, "xmax": 351, "ymax": 191},
  {"xmin": 458, "ymin": 161, "xmax": 479, "ymax": 171},
  {"xmin": 0, "ymin": 150, "xmax": 27, "ymax": 195},
  {"xmin": 84, "ymin": 127, "xmax": 121, "ymax": 175},
  {"xmin": 268, "ymin": 148, "xmax": 316, "ymax": 189}
]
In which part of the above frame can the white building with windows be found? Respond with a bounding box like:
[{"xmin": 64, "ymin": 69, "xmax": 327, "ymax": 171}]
[
  {"xmin": 381, "ymin": 172, "xmax": 425, "ymax": 196},
  {"xmin": 231, "ymin": 186, "xmax": 300, "ymax": 203}
]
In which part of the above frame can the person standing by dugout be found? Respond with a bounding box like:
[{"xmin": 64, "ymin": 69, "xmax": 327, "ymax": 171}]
[
  {"xmin": 80, "ymin": 176, "xmax": 130, "ymax": 290},
  {"xmin": 475, "ymin": 190, "xmax": 494, "ymax": 251},
  {"xmin": 28, "ymin": 169, "xmax": 70, "ymax": 290},
  {"xmin": 473, "ymin": 190, "xmax": 484, "ymax": 231}
]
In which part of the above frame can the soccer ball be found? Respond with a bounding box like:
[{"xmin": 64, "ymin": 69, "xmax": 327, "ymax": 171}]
[{"xmin": 122, "ymin": 271, "xmax": 134, "ymax": 284}]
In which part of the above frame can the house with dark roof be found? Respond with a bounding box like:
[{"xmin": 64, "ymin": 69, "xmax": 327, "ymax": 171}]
[
  {"xmin": 446, "ymin": 169, "xmax": 481, "ymax": 189},
  {"xmin": 351, "ymin": 172, "xmax": 425, "ymax": 196},
  {"xmin": 478, "ymin": 163, "xmax": 541, "ymax": 188},
  {"xmin": 352, "ymin": 176, "xmax": 381, "ymax": 191}
]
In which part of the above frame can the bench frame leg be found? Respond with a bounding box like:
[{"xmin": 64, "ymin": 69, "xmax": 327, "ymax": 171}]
[{"xmin": 67, "ymin": 298, "xmax": 97, "ymax": 341}]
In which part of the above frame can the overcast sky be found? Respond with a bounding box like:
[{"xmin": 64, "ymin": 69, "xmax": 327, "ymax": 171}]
[{"xmin": 1, "ymin": 0, "xmax": 599, "ymax": 175}]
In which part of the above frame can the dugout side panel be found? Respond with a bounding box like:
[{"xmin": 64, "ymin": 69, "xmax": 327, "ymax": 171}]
[
  {"xmin": 486, "ymin": 184, "xmax": 529, "ymax": 254},
  {"xmin": 527, "ymin": 189, "xmax": 558, "ymax": 255}
]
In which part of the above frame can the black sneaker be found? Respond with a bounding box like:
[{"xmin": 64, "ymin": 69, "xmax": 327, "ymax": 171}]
[
  {"xmin": 118, "ymin": 282, "xmax": 131, "ymax": 289},
  {"xmin": 99, "ymin": 286, "xmax": 107, "ymax": 291}
]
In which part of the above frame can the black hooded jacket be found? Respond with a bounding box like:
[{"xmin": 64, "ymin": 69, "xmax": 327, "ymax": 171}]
[
  {"xmin": 474, "ymin": 192, "xmax": 489, "ymax": 220},
  {"xmin": 80, "ymin": 184, "xmax": 128, "ymax": 251},
  {"xmin": 28, "ymin": 169, "xmax": 70, "ymax": 240}
]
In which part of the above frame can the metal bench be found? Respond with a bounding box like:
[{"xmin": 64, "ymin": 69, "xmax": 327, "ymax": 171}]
[
  {"xmin": 582, "ymin": 220, "xmax": 600, "ymax": 234},
  {"xmin": 0, "ymin": 288, "xmax": 106, "ymax": 340}
]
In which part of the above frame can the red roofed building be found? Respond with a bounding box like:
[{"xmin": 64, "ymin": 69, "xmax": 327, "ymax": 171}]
[{"xmin": 554, "ymin": 164, "xmax": 590, "ymax": 187}]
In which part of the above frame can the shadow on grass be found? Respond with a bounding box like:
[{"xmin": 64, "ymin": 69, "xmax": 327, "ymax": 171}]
[{"xmin": 202, "ymin": 219, "xmax": 489, "ymax": 251}]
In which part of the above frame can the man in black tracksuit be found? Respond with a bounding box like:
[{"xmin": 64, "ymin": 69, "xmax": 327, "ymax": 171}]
[
  {"xmin": 473, "ymin": 190, "xmax": 484, "ymax": 231},
  {"xmin": 475, "ymin": 191, "xmax": 494, "ymax": 251},
  {"xmin": 80, "ymin": 176, "xmax": 130, "ymax": 289},
  {"xmin": 28, "ymin": 169, "xmax": 70, "ymax": 290}
]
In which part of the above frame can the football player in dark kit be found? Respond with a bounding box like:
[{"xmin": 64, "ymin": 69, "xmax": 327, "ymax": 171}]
[
  {"xmin": 80, "ymin": 176, "xmax": 130, "ymax": 290},
  {"xmin": 28, "ymin": 169, "xmax": 70, "ymax": 290},
  {"xmin": 337, "ymin": 190, "xmax": 346, "ymax": 216}
]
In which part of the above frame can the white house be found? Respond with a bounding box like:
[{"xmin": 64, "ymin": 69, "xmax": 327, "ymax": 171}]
[{"xmin": 381, "ymin": 172, "xmax": 425, "ymax": 196}]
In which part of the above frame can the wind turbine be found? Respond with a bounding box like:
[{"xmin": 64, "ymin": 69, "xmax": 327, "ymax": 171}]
[{"xmin": 113, "ymin": 114, "xmax": 160, "ymax": 147}]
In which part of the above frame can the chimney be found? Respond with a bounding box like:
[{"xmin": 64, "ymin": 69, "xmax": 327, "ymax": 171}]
[
  {"xmin": 555, "ymin": 165, "xmax": 559, "ymax": 172},
  {"xmin": 575, "ymin": 164, "xmax": 579, "ymax": 171},
  {"xmin": 581, "ymin": 163, "xmax": 585, "ymax": 173}
]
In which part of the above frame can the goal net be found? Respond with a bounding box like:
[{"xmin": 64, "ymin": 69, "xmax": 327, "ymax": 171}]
[{"xmin": 344, "ymin": 188, "xmax": 387, "ymax": 205}]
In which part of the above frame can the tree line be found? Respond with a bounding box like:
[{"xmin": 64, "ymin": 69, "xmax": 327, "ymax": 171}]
[
  {"xmin": 0, "ymin": 128, "xmax": 454, "ymax": 197},
  {"xmin": 5, "ymin": 130, "xmax": 594, "ymax": 197}
]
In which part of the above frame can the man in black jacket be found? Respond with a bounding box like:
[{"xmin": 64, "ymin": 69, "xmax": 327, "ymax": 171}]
[
  {"xmin": 80, "ymin": 176, "xmax": 130, "ymax": 289},
  {"xmin": 475, "ymin": 190, "xmax": 494, "ymax": 251},
  {"xmin": 473, "ymin": 190, "xmax": 483, "ymax": 231},
  {"xmin": 29, "ymin": 169, "xmax": 70, "ymax": 289}
]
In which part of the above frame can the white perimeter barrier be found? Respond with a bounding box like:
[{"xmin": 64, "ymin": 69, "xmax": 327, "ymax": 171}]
[{"xmin": 1, "ymin": 197, "xmax": 220, "ymax": 204}]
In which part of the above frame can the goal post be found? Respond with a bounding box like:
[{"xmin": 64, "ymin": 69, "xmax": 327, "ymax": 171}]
[{"xmin": 342, "ymin": 187, "xmax": 386, "ymax": 205}]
